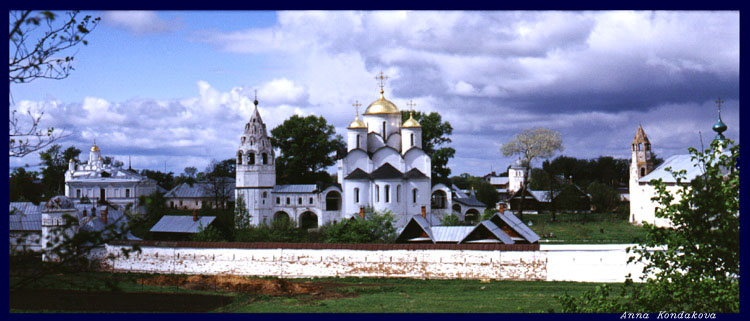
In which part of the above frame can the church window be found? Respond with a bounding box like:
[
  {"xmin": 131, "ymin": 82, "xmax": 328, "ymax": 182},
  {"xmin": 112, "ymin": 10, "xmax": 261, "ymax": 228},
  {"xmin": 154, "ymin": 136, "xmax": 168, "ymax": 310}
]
[
  {"xmin": 237, "ymin": 151, "xmax": 243, "ymax": 165},
  {"xmin": 410, "ymin": 133, "xmax": 414, "ymax": 147},
  {"xmin": 641, "ymin": 167, "xmax": 646, "ymax": 177},
  {"xmin": 412, "ymin": 188, "xmax": 418, "ymax": 203},
  {"xmin": 76, "ymin": 189, "xmax": 81, "ymax": 198},
  {"xmin": 298, "ymin": 197, "xmax": 302, "ymax": 205},
  {"xmin": 262, "ymin": 191, "xmax": 267, "ymax": 198},
  {"xmin": 125, "ymin": 189, "xmax": 130, "ymax": 198},
  {"xmin": 196, "ymin": 200, "xmax": 199, "ymax": 206},
  {"xmin": 354, "ymin": 188, "xmax": 360, "ymax": 203},
  {"xmin": 396, "ymin": 185, "xmax": 401, "ymax": 202},
  {"xmin": 276, "ymin": 197, "xmax": 280, "ymax": 204},
  {"xmin": 249, "ymin": 153, "xmax": 255, "ymax": 165},
  {"xmin": 385, "ymin": 185, "xmax": 390, "ymax": 203},
  {"xmin": 262, "ymin": 153, "xmax": 268, "ymax": 165},
  {"xmin": 286, "ymin": 197, "xmax": 290, "ymax": 205},
  {"xmin": 309, "ymin": 197, "xmax": 314, "ymax": 204},
  {"xmin": 375, "ymin": 185, "xmax": 380, "ymax": 202},
  {"xmin": 356, "ymin": 134, "xmax": 360, "ymax": 149},
  {"xmin": 382, "ymin": 121, "xmax": 386, "ymax": 139}
]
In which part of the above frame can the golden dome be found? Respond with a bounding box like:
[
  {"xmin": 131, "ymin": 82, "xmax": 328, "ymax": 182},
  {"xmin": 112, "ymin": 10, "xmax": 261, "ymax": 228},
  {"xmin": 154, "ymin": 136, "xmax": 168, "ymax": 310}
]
[
  {"xmin": 402, "ymin": 111, "xmax": 421, "ymax": 128},
  {"xmin": 348, "ymin": 116, "xmax": 367, "ymax": 129},
  {"xmin": 90, "ymin": 144, "xmax": 100, "ymax": 152},
  {"xmin": 364, "ymin": 90, "xmax": 399, "ymax": 115}
]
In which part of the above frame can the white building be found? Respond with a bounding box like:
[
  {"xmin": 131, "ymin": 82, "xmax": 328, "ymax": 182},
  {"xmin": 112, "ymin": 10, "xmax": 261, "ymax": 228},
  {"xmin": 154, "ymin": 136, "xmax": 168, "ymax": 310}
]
[
  {"xmin": 236, "ymin": 82, "xmax": 473, "ymax": 228},
  {"xmin": 64, "ymin": 143, "xmax": 161, "ymax": 209},
  {"xmin": 629, "ymin": 104, "xmax": 730, "ymax": 228}
]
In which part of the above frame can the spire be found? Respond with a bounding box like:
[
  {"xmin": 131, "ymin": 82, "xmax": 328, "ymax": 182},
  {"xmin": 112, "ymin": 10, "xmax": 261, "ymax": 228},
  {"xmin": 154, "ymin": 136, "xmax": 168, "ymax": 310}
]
[
  {"xmin": 712, "ymin": 97, "xmax": 727, "ymax": 141},
  {"xmin": 632, "ymin": 124, "xmax": 650, "ymax": 145},
  {"xmin": 250, "ymin": 90, "xmax": 263, "ymax": 124},
  {"xmin": 128, "ymin": 155, "xmax": 132, "ymax": 170}
]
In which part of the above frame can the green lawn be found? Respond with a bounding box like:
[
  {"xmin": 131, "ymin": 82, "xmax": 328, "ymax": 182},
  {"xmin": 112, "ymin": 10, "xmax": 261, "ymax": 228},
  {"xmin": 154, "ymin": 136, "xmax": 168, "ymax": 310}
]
[
  {"xmin": 10, "ymin": 271, "xmax": 612, "ymax": 313},
  {"xmin": 524, "ymin": 212, "xmax": 648, "ymax": 244}
]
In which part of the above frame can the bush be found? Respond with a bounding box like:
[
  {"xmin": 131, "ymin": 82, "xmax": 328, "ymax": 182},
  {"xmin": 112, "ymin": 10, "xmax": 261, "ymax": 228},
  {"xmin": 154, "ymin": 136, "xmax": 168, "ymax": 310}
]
[
  {"xmin": 440, "ymin": 214, "xmax": 462, "ymax": 226},
  {"xmin": 324, "ymin": 208, "xmax": 396, "ymax": 243},
  {"xmin": 587, "ymin": 182, "xmax": 620, "ymax": 213}
]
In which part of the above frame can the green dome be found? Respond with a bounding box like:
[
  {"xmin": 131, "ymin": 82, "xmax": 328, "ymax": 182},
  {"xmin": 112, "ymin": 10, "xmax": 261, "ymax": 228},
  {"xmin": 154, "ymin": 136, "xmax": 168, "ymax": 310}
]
[{"xmin": 713, "ymin": 118, "xmax": 727, "ymax": 134}]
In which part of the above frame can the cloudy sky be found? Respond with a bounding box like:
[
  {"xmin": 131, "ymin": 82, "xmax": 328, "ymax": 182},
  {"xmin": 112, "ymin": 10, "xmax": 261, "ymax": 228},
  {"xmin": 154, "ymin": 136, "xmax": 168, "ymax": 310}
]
[{"xmin": 9, "ymin": 10, "xmax": 740, "ymax": 177}]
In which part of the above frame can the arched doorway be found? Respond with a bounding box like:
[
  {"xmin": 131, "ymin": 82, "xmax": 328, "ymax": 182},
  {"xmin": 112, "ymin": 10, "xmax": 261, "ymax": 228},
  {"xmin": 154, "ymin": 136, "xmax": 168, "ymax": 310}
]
[
  {"xmin": 465, "ymin": 209, "xmax": 480, "ymax": 225},
  {"xmin": 325, "ymin": 191, "xmax": 341, "ymax": 211},
  {"xmin": 300, "ymin": 211, "xmax": 318, "ymax": 229},
  {"xmin": 431, "ymin": 190, "xmax": 447, "ymax": 209},
  {"xmin": 273, "ymin": 211, "xmax": 290, "ymax": 223}
]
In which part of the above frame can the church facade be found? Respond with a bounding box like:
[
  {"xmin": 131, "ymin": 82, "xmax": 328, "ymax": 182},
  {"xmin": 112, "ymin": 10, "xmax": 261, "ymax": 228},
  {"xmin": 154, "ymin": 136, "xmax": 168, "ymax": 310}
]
[{"xmin": 235, "ymin": 80, "xmax": 467, "ymax": 228}]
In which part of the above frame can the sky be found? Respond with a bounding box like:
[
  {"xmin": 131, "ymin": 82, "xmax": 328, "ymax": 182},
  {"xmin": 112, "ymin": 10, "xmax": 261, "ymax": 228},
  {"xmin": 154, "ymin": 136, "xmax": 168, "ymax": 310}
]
[{"xmin": 9, "ymin": 10, "xmax": 740, "ymax": 178}]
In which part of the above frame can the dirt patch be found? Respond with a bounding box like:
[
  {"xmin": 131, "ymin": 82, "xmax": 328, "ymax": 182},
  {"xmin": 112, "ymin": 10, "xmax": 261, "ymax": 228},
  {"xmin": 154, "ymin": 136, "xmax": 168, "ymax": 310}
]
[
  {"xmin": 138, "ymin": 275, "xmax": 369, "ymax": 300},
  {"xmin": 10, "ymin": 288, "xmax": 232, "ymax": 312}
]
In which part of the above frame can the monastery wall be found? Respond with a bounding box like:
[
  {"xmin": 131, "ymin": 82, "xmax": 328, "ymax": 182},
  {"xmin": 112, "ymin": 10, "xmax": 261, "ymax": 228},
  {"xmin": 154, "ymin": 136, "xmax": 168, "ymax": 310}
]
[{"xmin": 98, "ymin": 242, "xmax": 650, "ymax": 283}]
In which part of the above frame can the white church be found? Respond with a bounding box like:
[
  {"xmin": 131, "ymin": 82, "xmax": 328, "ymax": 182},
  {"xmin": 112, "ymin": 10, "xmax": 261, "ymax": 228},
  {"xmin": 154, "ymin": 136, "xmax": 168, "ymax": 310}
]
[
  {"xmin": 629, "ymin": 99, "xmax": 730, "ymax": 228},
  {"xmin": 235, "ymin": 77, "xmax": 481, "ymax": 229}
]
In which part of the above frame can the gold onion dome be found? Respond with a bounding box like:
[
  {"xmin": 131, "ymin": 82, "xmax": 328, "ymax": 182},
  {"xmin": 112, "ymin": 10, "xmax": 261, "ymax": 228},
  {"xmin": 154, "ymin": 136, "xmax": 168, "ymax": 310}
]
[
  {"xmin": 348, "ymin": 116, "xmax": 367, "ymax": 129},
  {"xmin": 364, "ymin": 89, "xmax": 400, "ymax": 115},
  {"xmin": 90, "ymin": 144, "xmax": 100, "ymax": 152},
  {"xmin": 402, "ymin": 111, "xmax": 421, "ymax": 128}
]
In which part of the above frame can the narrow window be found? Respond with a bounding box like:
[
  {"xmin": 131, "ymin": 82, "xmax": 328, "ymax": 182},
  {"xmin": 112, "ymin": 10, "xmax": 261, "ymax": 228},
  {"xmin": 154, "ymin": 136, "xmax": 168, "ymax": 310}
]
[
  {"xmin": 382, "ymin": 121, "xmax": 386, "ymax": 139},
  {"xmin": 385, "ymin": 185, "xmax": 390, "ymax": 203},
  {"xmin": 286, "ymin": 197, "xmax": 290, "ymax": 205},
  {"xmin": 641, "ymin": 167, "xmax": 646, "ymax": 177},
  {"xmin": 412, "ymin": 188, "xmax": 417, "ymax": 203},
  {"xmin": 276, "ymin": 197, "xmax": 280, "ymax": 204},
  {"xmin": 262, "ymin": 153, "xmax": 268, "ymax": 165},
  {"xmin": 249, "ymin": 153, "xmax": 255, "ymax": 165},
  {"xmin": 309, "ymin": 197, "xmax": 313, "ymax": 204},
  {"xmin": 356, "ymin": 134, "xmax": 360, "ymax": 149},
  {"xmin": 375, "ymin": 185, "xmax": 380, "ymax": 202},
  {"xmin": 410, "ymin": 133, "xmax": 414, "ymax": 147},
  {"xmin": 76, "ymin": 189, "xmax": 81, "ymax": 198},
  {"xmin": 396, "ymin": 185, "xmax": 401, "ymax": 203},
  {"xmin": 238, "ymin": 151, "xmax": 243, "ymax": 165},
  {"xmin": 125, "ymin": 189, "xmax": 130, "ymax": 198},
  {"xmin": 262, "ymin": 191, "xmax": 267, "ymax": 198},
  {"xmin": 354, "ymin": 188, "xmax": 360, "ymax": 203},
  {"xmin": 298, "ymin": 197, "xmax": 302, "ymax": 205}
]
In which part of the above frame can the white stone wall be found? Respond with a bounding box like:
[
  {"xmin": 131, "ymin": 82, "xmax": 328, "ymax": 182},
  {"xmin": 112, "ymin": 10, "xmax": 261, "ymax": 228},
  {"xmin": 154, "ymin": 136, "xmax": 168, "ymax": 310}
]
[{"xmin": 100, "ymin": 243, "xmax": 654, "ymax": 283}]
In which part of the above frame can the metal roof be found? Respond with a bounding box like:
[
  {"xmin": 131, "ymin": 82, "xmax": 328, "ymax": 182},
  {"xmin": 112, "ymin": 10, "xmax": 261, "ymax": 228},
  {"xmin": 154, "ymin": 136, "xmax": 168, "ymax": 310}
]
[
  {"xmin": 149, "ymin": 215, "xmax": 217, "ymax": 233},
  {"xmin": 9, "ymin": 214, "xmax": 42, "ymax": 231},
  {"xmin": 395, "ymin": 215, "xmax": 435, "ymax": 243},
  {"xmin": 9, "ymin": 202, "xmax": 128, "ymax": 232},
  {"xmin": 111, "ymin": 239, "xmax": 541, "ymax": 251},
  {"xmin": 371, "ymin": 163, "xmax": 403, "ymax": 179},
  {"xmin": 9, "ymin": 202, "xmax": 44, "ymax": 216},
  {"xmin": 639, "ymin": 154, "xmax": 703, "ymax": 184},
  {"xmin": 461, "ymin": 221, "xmax": 515, "ymax": 244},
  {"xmin": 404, "ymin": 168, "xmax": 429, "ymax": 179},
  {"xmin": 273, "ymin": 184, "xmax": 318, "ymax": 193},
  {"xmin": 165, "ymin": 181, "xmax": 236, "ymax": 198},
  {"xmin": 490, "ymin": 212, "xmax": 540, "ymax": 243},
  {"xmin": 451, "ymin": 184, "xmax": 468, "ymax": 198},
  {"xmin": 488, "ymin": 177, "xmax": 509, "ymax": 186},
  {"xmin": 431, "ymin": 226, "xmax": 474, "ymax": 243},
  {"xmin": 454, "ymin": 194, "xmax": 485, "ymax": 207},
  {"xmin": 344, "ymin": 168, "xmax": 371, "ymax": 180}
]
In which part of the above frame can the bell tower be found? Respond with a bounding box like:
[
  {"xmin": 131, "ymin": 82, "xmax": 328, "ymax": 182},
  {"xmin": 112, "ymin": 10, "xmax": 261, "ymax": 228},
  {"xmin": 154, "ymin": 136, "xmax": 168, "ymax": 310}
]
[
  {"xmin": 630, "ymin": 125, "xmax": 653, "ymax": 180},
  {"xmin": 235, "ymin": 92, "xmax": 275, "ymax": 226}
]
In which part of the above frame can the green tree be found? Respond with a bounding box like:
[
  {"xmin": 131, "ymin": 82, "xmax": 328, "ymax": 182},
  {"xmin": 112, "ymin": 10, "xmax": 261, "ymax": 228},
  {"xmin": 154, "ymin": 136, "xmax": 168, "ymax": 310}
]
[
  {"xmin": 440, "ymin": 214, "xmax": 462, "ymax": 226},
  {"xmin": 324, "ymin": 209, "xmax": 397, "ymax": 243},
  {"xmin": 270, "ymin": 115, "xmax": 345, "ymax": 184},
  {"xmin": 139, "ymin": 169, "xmax": 174, "ymax": 191},
  {"xmin": 39, "ymin": 144, "xmax": 80, "ymax": 198},
  {"xmin": 528, "ymin": 168, "xmax": 552, "ymax": 190},
  {"xmin": 9, "ymin": 167, "xmax": 43, "ymax": 203},
  {"xmin": 587, "ymin": 182, "xmax": 620, "ymax": 213},
  {"xmin": 501, "ymin": 128, "xmax": 564, "ymax": 220},
  {"xmin": 402, "ymin": 110, "xmax": 455, "ymax": 184},
  {"xmin": 448, "ymin": 173, "xmax": 498, "ymax": 209},
  {"xmin": 9, "ymin": 11, "xmax": 100, "ymax": 157},
  {"xmin": 559, "ymin": 139, "xmax": 739, "ymax": 313},
  {"xmin": 191, "ymin": 224, "xmax": 224, "ymax": 242},
  {"xmin": 234, "ymin": 194, "xmax": 251, "ymax": 230}
]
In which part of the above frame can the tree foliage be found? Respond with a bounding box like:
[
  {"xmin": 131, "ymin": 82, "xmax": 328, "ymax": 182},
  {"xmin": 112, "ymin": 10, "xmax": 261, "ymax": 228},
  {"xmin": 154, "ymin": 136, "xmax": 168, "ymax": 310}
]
[
  {"xmin": 558, "ymin": 139, "xmax": 739, "ymax": 313},
  {"xmin": 139, "ymin": 169, "xmax": 174, "ymax": 191},
  {"xmin": 402, "ymin": 110, "xmax": 454, "ymax": 184},
  {"xmin": 324, "ymin": 208, "xmax": 397, "ymax": 243},
  {"xmin": 587, "ymin": 182, "xmax": 621, "ymax": 213},
  {"xmin": 501, "ymin": 128, "xmax": 564, "ymax": 219},
  {"xmin": 9, "ymin": 11, "xmax": 100, "ymax": 157},
  {"xmin": 39, "ymin": 144, "xmax": 80, "ymax": 198},
  {"xmin": 270, "ymin": 115, "xmax": 344, "ymax": 184},
  {"xmin": 440, "ymin": 214, "xmax": 462, "ymax": 226},
  {"xmin": 449, "ymin": 173, "xmax": 499, "ymax": 209},
  {"xmin": 10, "ymin": 167, "xmax": 43, "ymax": 203}
]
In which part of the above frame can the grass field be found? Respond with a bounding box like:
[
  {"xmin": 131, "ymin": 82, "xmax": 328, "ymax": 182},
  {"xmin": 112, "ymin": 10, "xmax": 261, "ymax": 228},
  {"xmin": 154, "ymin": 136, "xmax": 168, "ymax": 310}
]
[
  {"xmin": 524, "ymin": 212, "xmax": 648, "ymax": 244},
  {"xmin": 10, "ymin": 271, "xmax": 612, "ymax": 313}
]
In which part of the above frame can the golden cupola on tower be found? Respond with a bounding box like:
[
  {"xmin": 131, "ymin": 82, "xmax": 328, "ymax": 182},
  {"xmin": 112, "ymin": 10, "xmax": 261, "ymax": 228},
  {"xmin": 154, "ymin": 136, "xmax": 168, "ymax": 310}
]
[
  {"xmin": 348, "ymin": 115, "xmax": 367, "ymax": 129},
  {"xmin": 90, "ymin": 143, "xmax": 100, "ymax": 152},
  {"xmin": 402, "ymin": 111, "xmax": 421, "ymax": 128}
]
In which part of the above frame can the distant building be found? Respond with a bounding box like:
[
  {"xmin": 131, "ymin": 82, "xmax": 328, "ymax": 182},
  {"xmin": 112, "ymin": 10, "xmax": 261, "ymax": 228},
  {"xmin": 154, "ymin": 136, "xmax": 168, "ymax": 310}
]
[
  {"xmin": 149, "ymin": 212, "xmax": 217, "ymax": 240},
  {"xmin": 165, "ymin": 178, "xmax": 236, "ymax": 210},
  {"xmin": 64, "ymin": 143, "xmax": 161, "ymax": 209},
  {"xmin": 629, "ymin": 100, "xmax": 730, "ymax": 228},
  {"xmin": 395, "ymin": 212, "xmax": 540, "ymax": 244}
]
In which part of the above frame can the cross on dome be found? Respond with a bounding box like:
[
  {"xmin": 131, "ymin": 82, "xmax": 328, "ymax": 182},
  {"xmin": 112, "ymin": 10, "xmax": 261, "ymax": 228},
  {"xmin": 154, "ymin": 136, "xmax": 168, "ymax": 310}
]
[{"xmin": 375, "ymin": 71, "xmax": 389, "ymax": 95}]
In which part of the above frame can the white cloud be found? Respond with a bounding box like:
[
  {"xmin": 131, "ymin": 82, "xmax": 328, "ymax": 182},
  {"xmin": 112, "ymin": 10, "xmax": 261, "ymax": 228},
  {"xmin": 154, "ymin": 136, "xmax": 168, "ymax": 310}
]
[{"xmin": 102, "ymin": 11, "xmax": 179, "ymax": 35}]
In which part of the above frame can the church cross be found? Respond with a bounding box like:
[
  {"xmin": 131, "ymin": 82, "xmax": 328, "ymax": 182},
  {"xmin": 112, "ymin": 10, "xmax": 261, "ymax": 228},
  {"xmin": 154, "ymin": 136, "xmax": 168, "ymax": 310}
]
[
  {"xmin": 715, "ymin": 97, "xmax": 724, "ymax": 114},
  {"xmin": 406, "ymin": 100, "xmax": 416, "ymax": 109},
  {"xmin": 375, "ymin": 71, "xmax": 389, "ymax": 93},
  {"xmin": 352, "ymin": 100, "xmax": 362, "ymax": 117}
]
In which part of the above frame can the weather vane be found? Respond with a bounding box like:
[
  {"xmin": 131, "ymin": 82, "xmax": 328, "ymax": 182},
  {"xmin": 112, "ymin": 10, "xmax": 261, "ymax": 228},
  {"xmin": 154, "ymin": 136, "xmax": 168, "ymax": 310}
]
[{"xmin": 375, "ymin": 71, "xmax": 389, "ymax": 93}]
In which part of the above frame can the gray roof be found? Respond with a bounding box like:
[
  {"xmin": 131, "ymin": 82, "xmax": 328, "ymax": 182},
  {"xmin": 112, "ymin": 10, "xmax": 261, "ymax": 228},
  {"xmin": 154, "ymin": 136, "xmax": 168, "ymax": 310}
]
[
  {"xmin": 490, "ymin": 212, "xmax": 540, "ymax": 243},
  {"xmin": 9, "ymin": 202, "xmax": 128, "ymax": 232},
  {"xmin": 273, "ymin": 184, "xmax": 318, "ymax": 193},
  {"xmin": 454, "ymin": 193, "xmax": 485, "ymax": 207},
  {"xmin": 149, "ymin": 215, "xmax": 216, "ymax": 234},
  {"xmin": 488, "ymin": 176, "xmax": 509, "ymax": 186},
  {"xmin": 344, "ymin": 168, "xmax": 370, "ymax": 180},
  {"xmin": 404, "ymin": 168, "xmax": 429, "ymax": 179},
  {"xmin": 529, "ymin": 190, "xmax": 554, "ymax": 203},
  {"xmin": 371, "ymin": 163, "xmax": 403, "ymax": 179},
  {"xmin": 431, "ymin": 226, "xmax": 474, "ymax": 243},
  {"xmin": 461, "ymin": 221, "xmax": 515, "ymax": 244},
  {"xmin": 639, "ymin": 154, "xmax": 703, "ymax": 184},
  {"xmin": 165, "ymin": 181, "xmax": 236, "ymax": 199},
  {"xmin": 9, "ymin": 214, "xmax": 42, "ymax": 231},
  {"xmin": 396, "ymin": 215, "xmax": 436, "ymax": 243},
  {"xmin": 9, "ymin": 202, "xmax": 44, "ymax": 216},
  {"xmin": 451, "ymin": 184, "xmax": 468, "ymax": 198}
]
